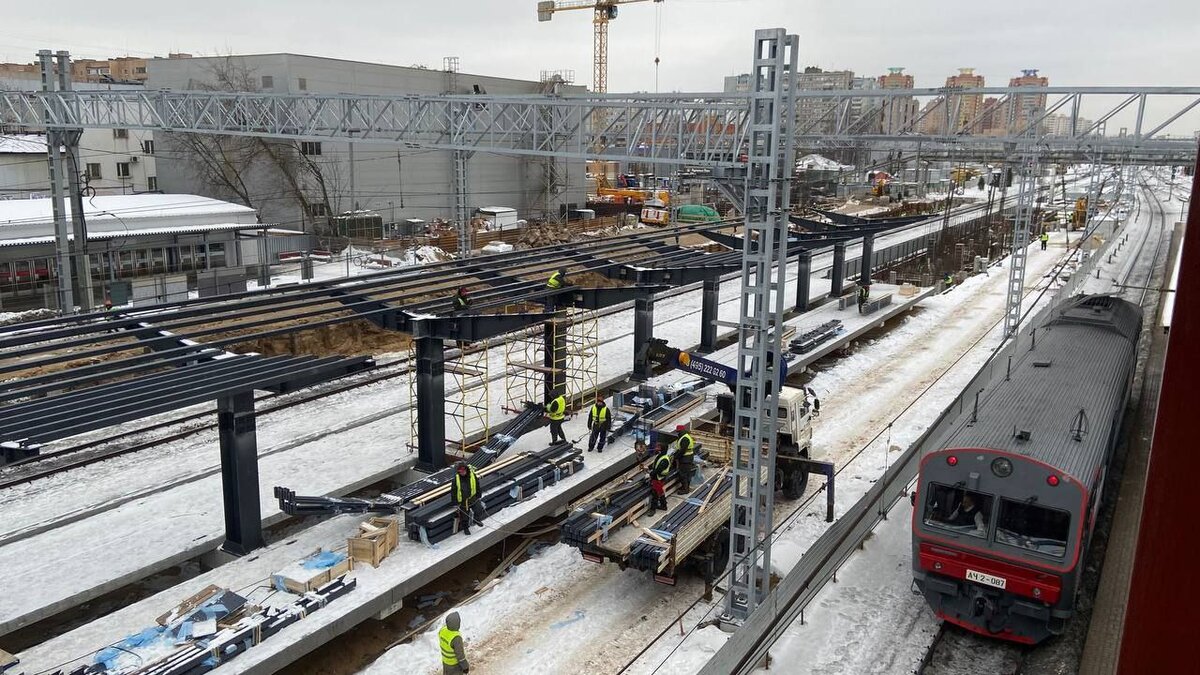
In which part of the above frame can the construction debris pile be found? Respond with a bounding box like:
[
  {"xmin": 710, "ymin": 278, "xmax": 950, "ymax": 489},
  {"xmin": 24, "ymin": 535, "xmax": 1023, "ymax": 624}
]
[
  {"xmin": 46, "ymin": 557, "xmax": 356, "ymax": 675},
  {"xmin": 517, "ymin": 222, "xmax": 576, "ymax": 247}
]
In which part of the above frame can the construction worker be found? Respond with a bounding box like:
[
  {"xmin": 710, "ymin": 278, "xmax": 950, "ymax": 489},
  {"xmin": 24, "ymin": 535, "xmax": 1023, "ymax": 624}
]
[
  {"xmin": 545, "ymin": 267, "xmax": 568, "ymax": 312},
  {"xmin": 943, "ymin": 273, "xmax": 954, "ymax": 289},
  {"xmin": 439, "ymin": 611, "xmax": 470, "ymax": 674},
  {"xmin": 856, "ymin": 283, "xmax": 869, "ymax": 310},
  {"xmin": 647, "ymin": 442, "xmax": 671, "ymax": 515},
  {"xmin": 451, "ymin": 461, "xmax": 485, "ymax": 536},
  {"xmin": 1040, "ymin": 231, "xmax": 1049, "ymax": 251},
  {"xmin": 674, "ymin": 424, "xmax": 697, "ymax": 493},
  {"xmin": 102, "ymin": 296, "xmax": 116, "ymax": 333},
  {"xmin": 546, "ymin": 267, "xmax": 568, "ymax": 290},
  {"xmin": 545, "ymin": 391, "xmax": 567, "ymax": 444},
  {"xmin": 452, "ymin": 286, "xmax": 471, "ymax": 312},
  {"xmin": 586, "ymin": 393, "xmax": 611, "ymax": 453}
]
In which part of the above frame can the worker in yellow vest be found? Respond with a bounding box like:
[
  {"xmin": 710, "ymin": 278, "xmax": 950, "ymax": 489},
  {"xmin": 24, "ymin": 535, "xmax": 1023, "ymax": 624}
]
[
  {"xmin": 1040, "ymin": 231, "xmax": 1049, "ymax": 251},
  {"xmin": 674, "ymin": 424, "xmax": 697, "ymax": 493},
  {"xmin": 545, "ymin": 391, "xmax": 567, "ymax": 444},
  {"xmin": 451, "ymin": 461, "xmax": 485, "ymax": 535},
  {"xmin": 439, "ymin": 611, "xmax": 470, "ymax": 674},
  {"xmin": 545, "ymin": 268, "xmax": 568, "ymax": 312},
  {"xmin": 586, "ymin": 393, "xmax": 611, "ymax": 453}
]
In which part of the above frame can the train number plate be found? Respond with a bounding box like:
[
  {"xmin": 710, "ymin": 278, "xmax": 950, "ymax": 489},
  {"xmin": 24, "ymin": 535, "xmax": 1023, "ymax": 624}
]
[{"xmin": 966, "ymin": 569, "xmax": 1007, "ymax": 590}]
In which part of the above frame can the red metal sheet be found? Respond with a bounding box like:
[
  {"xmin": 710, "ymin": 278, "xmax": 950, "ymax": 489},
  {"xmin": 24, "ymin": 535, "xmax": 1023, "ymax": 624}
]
[{"xmin": 1119, "ymin": 145, "xmax": 1200, "ymax": 673}]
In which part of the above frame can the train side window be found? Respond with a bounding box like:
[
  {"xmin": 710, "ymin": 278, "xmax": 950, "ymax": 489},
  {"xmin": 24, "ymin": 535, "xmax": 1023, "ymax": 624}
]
[
  {"xmin": 995, "ymin": 499, "xmax": 1070, "ymax": 558},
  {"xmin": 923, "ymin": 483, "xmax": 992, "ymax": 539}
]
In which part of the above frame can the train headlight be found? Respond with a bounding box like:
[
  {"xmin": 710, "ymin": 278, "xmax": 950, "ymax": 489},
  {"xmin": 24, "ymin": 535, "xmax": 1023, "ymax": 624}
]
[
  {"xmin": 1047, "ymin": 475, "xmax": 1061, "ymax": 487},
  {"xmin": 1033, "ymin": 588, "xmax": 1042, "ymax": 598},
  {"xmin": 946, "ymin": 455, "xmax": 958, "ymax": 466},
  {"xmin": 991, "ymin": 457, "xmax": 1013, "ymax": 478}
]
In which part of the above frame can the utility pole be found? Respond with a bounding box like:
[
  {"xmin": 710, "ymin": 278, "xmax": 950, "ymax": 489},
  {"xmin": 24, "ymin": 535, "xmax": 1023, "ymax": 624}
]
[
  {"xmin": 56, "ymin": 51, "xmax": 93, "ymax": 311},
  {"xmin": 722, "ymin": 27, "xmax": 798, "ymax": 626},
  {"xmin": 39, "ymin": 50, "xmax": 74, "ymax": 313}
]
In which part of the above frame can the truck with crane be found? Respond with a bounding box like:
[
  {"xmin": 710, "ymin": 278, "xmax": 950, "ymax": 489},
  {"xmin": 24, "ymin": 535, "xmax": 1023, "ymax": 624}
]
[{"xmin": 560, "ymin": 336, "xmax": 825, "ymax": 585}]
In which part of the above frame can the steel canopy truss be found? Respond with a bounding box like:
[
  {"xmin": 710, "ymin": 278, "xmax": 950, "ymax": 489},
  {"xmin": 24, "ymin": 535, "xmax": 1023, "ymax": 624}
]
[{"xmin": 5, "ymin": 86, "xmax": 1199, "ymax": 166}]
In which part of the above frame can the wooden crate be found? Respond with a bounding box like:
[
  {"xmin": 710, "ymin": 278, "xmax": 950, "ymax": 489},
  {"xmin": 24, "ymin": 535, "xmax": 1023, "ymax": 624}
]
[
  {"xmin": 364, "ymin": 517, "xmax": 400, "ymax": 551},
  {"xmin": 272, "ymin": 553, "xmax": 354, "ymax": 594},
  {"xmin": 347, "ymin": 535, "xmax": 390, "ymax": 568}
]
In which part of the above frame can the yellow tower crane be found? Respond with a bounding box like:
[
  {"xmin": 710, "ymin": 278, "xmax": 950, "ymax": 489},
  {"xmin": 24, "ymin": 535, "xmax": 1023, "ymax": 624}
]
[{"xmin": 537, "ymin": 0, "xmax": 663, "ymax": 95}]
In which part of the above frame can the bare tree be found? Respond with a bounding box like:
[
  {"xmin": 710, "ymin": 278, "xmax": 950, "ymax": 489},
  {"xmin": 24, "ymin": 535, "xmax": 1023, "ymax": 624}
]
[{"xmin": 168, "ymin": 56, "xmax": 344, "ymax": 233}]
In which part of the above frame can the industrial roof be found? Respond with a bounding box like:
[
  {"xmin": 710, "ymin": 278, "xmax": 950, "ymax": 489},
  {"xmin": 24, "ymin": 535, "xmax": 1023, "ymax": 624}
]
[
  {"xmin": 0, "ymin": 194, "xmax": 257, "ymax": 226},
  {"xmin": 0, "ymin": 134, "xmax": 49, "ymax": 154},
  {"xmin": 0, "ymin": 222, "xmax": 263, "ymax": 247},
  {"xmin": 939, "ymin": 295, "xmax": 1142, "ymax": 483}
]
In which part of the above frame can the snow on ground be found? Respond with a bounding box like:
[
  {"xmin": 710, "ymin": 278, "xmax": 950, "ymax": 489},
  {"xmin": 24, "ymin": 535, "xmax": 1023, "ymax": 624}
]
[
  {"xmin": 1, "ymin": 193, "xmax": 1065, "ymax": 652},
  {"xmin": 621, "ymin": 233, "xmax": 1080, "ymax": 675},
  {"xmin": 354, "ymin": 231, "xmax": 1077, "ymax": 675}
]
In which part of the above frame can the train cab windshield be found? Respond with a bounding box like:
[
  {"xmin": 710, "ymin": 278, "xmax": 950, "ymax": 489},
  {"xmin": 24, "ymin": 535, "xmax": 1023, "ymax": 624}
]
[
  {"xmin": 922, "ymin": 483, "xmax": 992, "ymax": 539},
  {"xmin": 994, "ymin": 498, "xmax": 1071, "ymax": 557}
]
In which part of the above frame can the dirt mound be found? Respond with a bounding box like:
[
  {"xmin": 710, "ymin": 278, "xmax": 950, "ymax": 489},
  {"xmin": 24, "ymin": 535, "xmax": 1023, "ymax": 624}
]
[
  {"xmin": 518, "ymin": 223, "xmax": 575, "ymax": 247},
  {"xmin": 231, "ymin": 318, "xmax": 413, "ymax": 358}
]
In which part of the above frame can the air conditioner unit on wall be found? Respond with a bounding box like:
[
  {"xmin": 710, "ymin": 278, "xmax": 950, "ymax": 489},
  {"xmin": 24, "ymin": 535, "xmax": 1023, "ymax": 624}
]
[{"xmin": 130, "ymin": 156, "xmax": 139, "ymax": 163}]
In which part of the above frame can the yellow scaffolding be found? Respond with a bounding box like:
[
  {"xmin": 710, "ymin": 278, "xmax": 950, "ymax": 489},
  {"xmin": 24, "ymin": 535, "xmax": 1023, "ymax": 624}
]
[
  {"xmin": 407, "ymin": 340, "xmax": 492, "ymax": 454},
  {"xmin": 446, "ymin": 340, "xmax": 491, "ymax": 452},
  {"xmin": 503, "ymin": 307, "xmax": 599, "ymax": 414}
]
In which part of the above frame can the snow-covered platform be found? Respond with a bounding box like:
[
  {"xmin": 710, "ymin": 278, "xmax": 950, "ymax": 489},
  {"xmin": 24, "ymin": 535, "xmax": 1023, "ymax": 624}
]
[{"xmin": 15, "ymin": 282, "xmax": 935, "ymax": 674}]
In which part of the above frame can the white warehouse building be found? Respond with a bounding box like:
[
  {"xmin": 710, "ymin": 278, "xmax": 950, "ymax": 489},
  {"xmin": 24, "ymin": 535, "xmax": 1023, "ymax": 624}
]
[{"xmin": 146, "ymin": 54, "xmax": 589, "ymax": 234}]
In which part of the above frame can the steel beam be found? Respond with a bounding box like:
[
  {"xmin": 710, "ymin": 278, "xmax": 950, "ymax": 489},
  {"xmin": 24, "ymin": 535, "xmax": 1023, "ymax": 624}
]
[
  {"xmin": 632, "ymin": 295, "xmax": 655, "ymax": 381},
  {"xmin": 55, "ymin": 51, "xmax": 93, "ymax": 311},
  {"xmin": 795, "ymin": 249, "xmax": 812, "ymax": 312},
  {"xmin": 859, "ymin": 233, "xmax": 875, "ymax": 287},
  {"xmin": 413, "ymin": 327, "xmax": 447, "ymax": 472},
  {"xmin": 409, "ymin": 311, "xmax": 553, "ymax": 342},
  {"xmin": 699, "ymin": 276, "xmax": 720, "ymax": 353},
  {"xmin": 219, "ymin": 391, "xmax": 264, "ymax": 555},
  {"xmin": 570, "ymin": 285, "xmax": 670, "ymax": 309},
  {"xmin": 829, "ymin": 242, "xmax": 847, "ymax": 298}
]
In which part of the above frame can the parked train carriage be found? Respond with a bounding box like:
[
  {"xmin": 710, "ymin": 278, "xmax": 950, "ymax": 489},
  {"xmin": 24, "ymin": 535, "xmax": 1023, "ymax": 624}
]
[{"xmin": 912, "ymin": 294, "xmax": 1142, "ymax": 644}]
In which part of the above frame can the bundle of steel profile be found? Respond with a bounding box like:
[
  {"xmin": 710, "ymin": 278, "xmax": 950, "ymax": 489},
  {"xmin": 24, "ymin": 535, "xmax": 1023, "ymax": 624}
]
[
  {"xmin": 610, "ymin": 389, "xmax": 705, "ymax": 442},
  {"xmin": 790, "ymin": 319, "xmax": 844, "ymax": 354},
  {"xmin": 51, "ymin": 576, "xmax": 356, "ymax": 675},
  {"xmin": 388, "ymin": 401, "xmax": 545, "ymax": 503},
  {"xmin": 560, "ymin": 468, "xmax": 659, "ymax": 549},
  {"xmin": 404, "ymin": 441, "xmax": 584, "ymax": 545},
  {"xmin": 626, "ymin": 470, "xmax": 732, "ymax": 572},
  {"xmin": 275, "ymin": 402, "xmax": 544, "ymax": 517}
]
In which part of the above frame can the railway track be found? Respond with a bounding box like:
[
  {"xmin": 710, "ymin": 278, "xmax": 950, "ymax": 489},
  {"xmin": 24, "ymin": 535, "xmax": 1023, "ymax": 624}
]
[{"xmin": 916, "ymin": 624, "xmax": 1027, "ymax": 675}]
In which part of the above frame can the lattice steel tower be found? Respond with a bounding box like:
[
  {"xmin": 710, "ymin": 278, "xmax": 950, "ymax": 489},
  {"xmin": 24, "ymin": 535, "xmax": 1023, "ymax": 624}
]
[{"xmin": 723, "ymin": 28, "xmax": 798, "ymax": 623}]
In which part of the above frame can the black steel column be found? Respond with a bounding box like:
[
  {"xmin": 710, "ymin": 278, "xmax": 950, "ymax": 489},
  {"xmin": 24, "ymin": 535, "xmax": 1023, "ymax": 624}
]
[
  {"xmin": 829, "ymin": 242, "xmax": 847, "ymax": 297},
  {"xmin": 415, "ymin": 327, "xmax": 447, "ymax": 472},
  {"xmin": 859, "ymin": 233, "xmax": 875, "ymax": 287},
  {"xmin": 699, "ymin": 276, "xmax": 720, "ymax": 354},
  {"xmin": 543, "ymin": 319, "xmax": 567, "ymax": 400},
  {"xmin": 632, "ymin": 295, "xmax": 655, "ymax": 381},
  {"xmin": 794, "ymin": 249, "xmax": 812, "ymax": 312},
  {"xmin": 219, "ymin": 391, "xmax": 263, "ymax": 556}
]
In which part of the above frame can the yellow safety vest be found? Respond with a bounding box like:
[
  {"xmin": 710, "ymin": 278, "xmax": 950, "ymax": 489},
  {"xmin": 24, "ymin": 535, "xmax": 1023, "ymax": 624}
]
[
  {"xmin": 1040, "ymin": 233, "xmax": 1049, "ymax": 241},
  {"xmin": 677, "ymin": 433, "xmax": 695, "ymax": 459},
  {"xmin": 454, "ymin": 470, "xmax": 478, "ymax": 502},
  {"xmin": 653, "ymin": 453, "xmax": 672, "ymax": 479},
  {"xmin": 439, "ymin": 625, "xmax": 461, "ymax": 666},
  {"xmin": 547, "ymin": 271, "xmax": 564, "ymax": 289},
  {"xmin": 590, "ymin": 404, "xmax": 608, "ymax": 425},
  {"xmin": 548, "ymin": 395, "xmax": 566, "ymax": 421}
]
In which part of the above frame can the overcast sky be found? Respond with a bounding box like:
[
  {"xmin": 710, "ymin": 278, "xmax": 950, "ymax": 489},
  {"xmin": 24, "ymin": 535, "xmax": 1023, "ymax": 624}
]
[{"xmin": 3, "ymin": 0, "xmax": 1198, "ymax": 128}]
